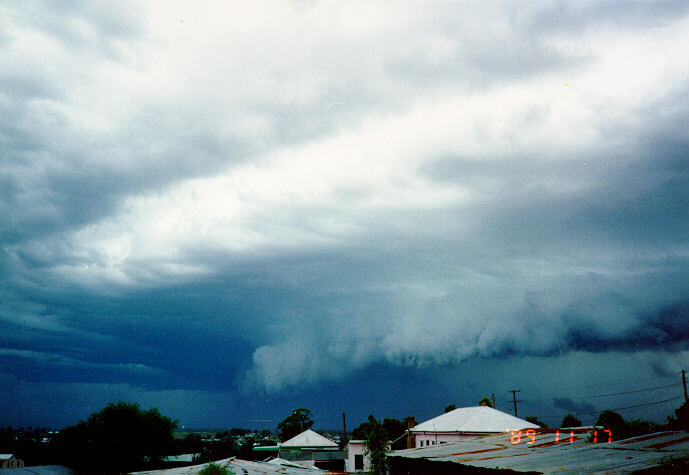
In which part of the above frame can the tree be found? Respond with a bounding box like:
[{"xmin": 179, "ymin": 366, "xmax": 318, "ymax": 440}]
[
  {"xmin": 444, "ymin": 404, "xmax": 457, "ymax": 413},
  {"xmin": 382, "ymin": 418, "xmax": 406, "ymax": 449},
  {"xmin": 479, "ymin": 396, "xmax": 493, "ymax": 408},
  {"xmin": 277, "ymin": 408, "xmax": 313, "ymax": 442},
  {"xmin": 352, "ymin": 419, "xmax": 371, "ymax": 440},
  {"xmin": 596, "ymin": 410, "xmax": 627, "ymax": 440},
  {"xmin": 670, "ymin": 402, "xmax": 689, "ymax": 430},
  {"xmin": 525, "ymin": 416, "xmax": 548, "ymax": 428},
  {"xmin": 52, "ymin": 401, "xmax": 177, "ymax": 471},
  {"xmin": 362, "ymin": 415, "xmax": 390, "ymax": 475},
  {"xmin": 561, "ymin": 414, "xmax": 582, "ymax": 428},
  {"xmin": 595, "ymin": 410, "xmax": 658, "ymax": 440},
  {"xmin": 596, "ymin": 410, "xmax": 625, "ymax": 429}
]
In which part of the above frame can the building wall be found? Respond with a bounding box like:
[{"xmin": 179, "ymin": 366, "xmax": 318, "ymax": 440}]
[
  {"xmin": 413, "ymin": 433, "xmax": 481, "ymax": 448},
  {"xmin": 0, "ymin": 456, "xmax": 25, "ymax": 468},
  {"xmin": 346, "ymin": 441, "xmax": 366, "ymax": 472},
  {"xmin": 346, "ymin": 440, "xmax": 391, "ymax": 472}
]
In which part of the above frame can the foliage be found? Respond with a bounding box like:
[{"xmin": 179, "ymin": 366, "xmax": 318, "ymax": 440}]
[
  {"xmin": 383, "ymin": 417, "xmax": 407, "ymax": 447},
  {"xmin": 478, "ymin": 396, "xmax": 493, "ymax": 408},
  {"xmin": 362, "ymin": 415, "xmax": 390, "ymax": 475},
  {"xmin": 277, "ymin": 408, "xmax": 314, "ymax": 442},
  {"xmin": 596, "ymin": 410, "xmax": 626, "ymax": 439},
  {"xmin": 51, "ymin": 401, "xmax": 177, "ymax": 471},
  {"xmin": 561, "ymin": 414, "xmax": 582, "ymax": 428},
  {"xmin": 199, "ymin": 462, "xmax": 234, "ymax": 475},
  {"xmin": 444, "ymin": 403, "xmax": 457, "ymax": 413},
  {"xmin": 525, "ymin": 416, "xmax": 548, "ymax": 428},
  {"xmin": 595, "ymin": 410, "xmax": 658, "ymax": 441},
  {"xmin": 666, "ymin": 402, "xmax": 689, "ymax": 430},
  {"xmin": 351, "ymin": 420, "xmax": 370, "ymax": 440}
]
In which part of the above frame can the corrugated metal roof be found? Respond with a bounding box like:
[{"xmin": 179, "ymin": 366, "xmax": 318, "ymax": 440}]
[
  {"xmin": 133, "ymin": 456, "xmax": 339, "ymax": 474},
  {"xmin": 412, "ymin": 406, "xmax": 540, "ymax": 434},
  {"xmin": 280, "ymin": 429, "xmax": 338, "ymax": 448},
  {"xmin": 0, "ymin": 467, "xmax": 73, "ymax": 474},
  {"xmin": 390, "ymin": 429, "xmax": 689, "ymax": 473}
]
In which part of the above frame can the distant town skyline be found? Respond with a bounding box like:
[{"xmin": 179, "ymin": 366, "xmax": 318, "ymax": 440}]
[{"xmin": 1, "ymin": 1, "xmax": 688, "ymax": 430}]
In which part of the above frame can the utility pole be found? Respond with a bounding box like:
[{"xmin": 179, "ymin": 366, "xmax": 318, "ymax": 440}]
[
  {"xmin": 342, "ymin": 412, "xmax": 348, "ymax": 447},
  {"xmin": 405, "ymin": 416, "xmax": 416, "ymax": 449},
  {"xmin": 509, "ymin": 390, "xmax": 522, "ymax": 418},
  {"xmin": 492, "ymin": 393, "xmax": 496, "ymax": 409},
  {"xmin": 682, "ymin": 369, "xmax": 688, "ymax": 404}
]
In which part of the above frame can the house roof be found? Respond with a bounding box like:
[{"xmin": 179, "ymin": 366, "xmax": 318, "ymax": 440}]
[
  {"xmin": 280, "ymin": 429, "xmax": 338, "ymax": 448},
  {"xmin": 133, "ymin": 456, "xmax": 328, "ymax": 474},
  {"xmin": 0, "ymin": 454, "xmax": 17, "ymax": 460},
  {"xmin": 411, "ymin": 406, "xmax": 539, "ymax": 434},
  {"xmin": 390, "ymin": 429, "xmax": 689, "ymax": 473}
]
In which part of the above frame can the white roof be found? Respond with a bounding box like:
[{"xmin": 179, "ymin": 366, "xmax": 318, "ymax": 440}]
[
  {"xmin": 280, "ymin": 429, "xmax": 338, "ymax": 448},
  {"xmin": 0, "ymin": 454, "xmax": 16, "ymax": 460},
  {"xmin": 412, "ymin": 406, "xmax": 539, "ymax": 434}
]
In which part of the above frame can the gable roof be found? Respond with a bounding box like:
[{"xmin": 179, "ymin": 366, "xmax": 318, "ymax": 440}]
[
  {"xmin": 411, "ymin": 406, "xmax": 539, "ymax": 434},
  {"xmin": 280, "ymin": 429, "xmax": 338, "ymax": 448}
]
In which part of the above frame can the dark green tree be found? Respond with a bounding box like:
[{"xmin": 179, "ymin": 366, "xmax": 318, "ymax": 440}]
[
  {"xmin": 444, "ymin": 404, "xmax": 457, "ymax": 413},
  {"xmin": 596, "ymin": 410, "xmax": 627, "ymax": 440},
  {"xmin": 362, "ymin": 415, "xmax": 390, "ymax": 475},
  {"xmin": 525, "ymin": 416, "xmax": 548, "ymax": 428},
  {"xmin": 479, "ymin": 396, "xmax": 493, "ymax": 408},
  {"xmin": 352, "ymin": 419, "xmax": 370, "ymax": 440},
  {"xmin": 382, "ymin": 418, "xmax": 406, "ymax": 449},
  {"xmin": 672, "ymin": 402, "xmax": 689, "ymax": 430},
  {"xmin": 52, "ymin": 401, "xmax": 177, "ymax": 471},
  {"xmin": 277, "ymin": 408, "xmax": 314, "ymax": 442},
  {"xmin": 561, "ymin": 414, "xmax": 582, "ymax": 428}
]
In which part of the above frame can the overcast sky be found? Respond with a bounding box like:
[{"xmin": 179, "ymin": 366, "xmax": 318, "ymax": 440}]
[{"xmin": 2, "ymin": 0, "xmax": 688, "ymax": 431}]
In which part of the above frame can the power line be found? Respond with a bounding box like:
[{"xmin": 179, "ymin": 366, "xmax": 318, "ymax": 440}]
[
  {"xmin": 518, "ymin": 374, "xmax": 672, "ymax": 395},
  {"xmin": 540, "ymin": 395, "xmax": 684, "ymax": 418},
  {"xmin": 518, "ymin": 382, "xmax": 683, "ymax": 403},
  {"xmin": 571, "ymin": 396, "xmax": 684, "ymax": 415},
  {"xmin": 580, "ymin": 382, "xmax": 682, "ymax": 399}
]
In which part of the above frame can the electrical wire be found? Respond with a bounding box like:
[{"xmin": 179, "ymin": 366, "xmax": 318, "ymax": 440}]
[
  {"xmin": 518, "ymin": 374, "xmax": 674, "ymax": 395},
  {"xmin": 568, "ymin": 395, "xmax": 684, "ymax": 415},
  {"xmin": 580, "ymin": 382, "xmax": 682, "ymax": 399},
  {"xmin": 509, "ymin": 381, "xmax": 683, "ymax": 404},
  {"xmin": 539, "ymin": 395, "xmax": 684, "ymax": 418}
]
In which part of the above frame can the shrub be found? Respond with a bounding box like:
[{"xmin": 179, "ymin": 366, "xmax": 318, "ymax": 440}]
[{"xmin": 198, "ymin": 461, "xmax": 234, "ymax": 475}]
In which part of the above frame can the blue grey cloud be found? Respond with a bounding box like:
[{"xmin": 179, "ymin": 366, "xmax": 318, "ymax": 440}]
[{"xmin": 1, "ymin": 0, "xmax": 688, "ymax": 429}]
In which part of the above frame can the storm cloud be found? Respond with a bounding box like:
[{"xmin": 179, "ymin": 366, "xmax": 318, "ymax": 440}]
[{"xmin": 1, "ymin": 1, "xmax": 688, "ymax": 429}]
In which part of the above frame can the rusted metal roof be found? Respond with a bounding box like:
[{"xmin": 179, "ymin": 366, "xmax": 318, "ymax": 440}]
[{"xmin": 390, "ymin": 429, "xmax": 689, "ymax": 473}]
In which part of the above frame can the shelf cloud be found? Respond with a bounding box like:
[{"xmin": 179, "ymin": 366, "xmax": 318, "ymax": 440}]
[{"xmin": 1, "ymin": 0, "xmax": 688, "ymax": 428}]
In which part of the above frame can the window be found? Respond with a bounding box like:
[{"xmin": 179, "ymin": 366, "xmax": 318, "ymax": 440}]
[
  {"xmin": 354, "ymin": 454, "xmax": 363, "ymax": 470},
  {"xmin": 419, "ymin": 440, "xmax": 423, "ymax": 447}
]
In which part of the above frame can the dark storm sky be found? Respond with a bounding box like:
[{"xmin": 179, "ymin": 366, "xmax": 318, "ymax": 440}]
[{"xmin": 1, "ymin": 0, "xmax": 688, "ymax": 430}]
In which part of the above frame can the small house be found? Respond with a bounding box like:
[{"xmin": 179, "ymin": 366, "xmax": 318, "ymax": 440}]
[
  {"xmin": 346, "ymin": 439, "xmax": 392, "ymax": 472},
  {"xmin": 411, "ymin": 406, "xmax": 539, "ymax": 448},
  {"xmin": 254, "ymin": 429, "xmax": 345, "ymax": 470},
  {"xmin": 0, "ymin": 454, "xmax": 25, "ymax": 469}
]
